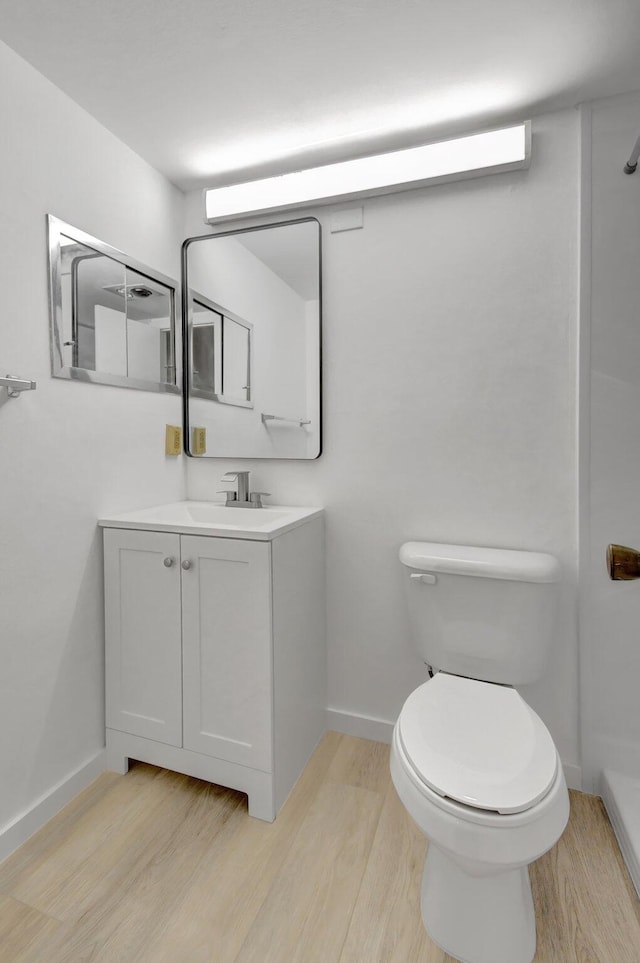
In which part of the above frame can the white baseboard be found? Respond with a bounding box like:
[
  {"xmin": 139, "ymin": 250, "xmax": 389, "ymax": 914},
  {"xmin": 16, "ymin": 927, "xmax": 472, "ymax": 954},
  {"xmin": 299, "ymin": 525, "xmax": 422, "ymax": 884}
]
[
  {"xmin": 0, "ymin": 749, "xmax": 106, "ymax": 864},
  {"xmin": 563, "ymin": 762, "xmax": 583, "ymax": 792},
  {"xmin": 327, "ymin": 708, "xmax": 395, "ymax": 745}
]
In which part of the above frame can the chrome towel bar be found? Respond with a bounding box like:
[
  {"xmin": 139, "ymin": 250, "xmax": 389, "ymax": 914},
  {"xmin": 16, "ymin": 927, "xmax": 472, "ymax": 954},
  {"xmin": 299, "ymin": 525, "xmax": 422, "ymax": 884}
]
[
  {"xmin": 0, "ymin": 374, "xmax": 37, "ymax": 398},
  {"xmin": 261, "ymin": 413, "xmax": 311, "ymax": 428}
]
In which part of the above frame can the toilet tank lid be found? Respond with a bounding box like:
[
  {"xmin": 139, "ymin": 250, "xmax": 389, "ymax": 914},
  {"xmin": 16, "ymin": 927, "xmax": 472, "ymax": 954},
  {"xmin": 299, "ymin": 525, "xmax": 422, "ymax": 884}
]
[{"xmin": 399, "ymin": 542, "xmax": 561, "ymax": 583}]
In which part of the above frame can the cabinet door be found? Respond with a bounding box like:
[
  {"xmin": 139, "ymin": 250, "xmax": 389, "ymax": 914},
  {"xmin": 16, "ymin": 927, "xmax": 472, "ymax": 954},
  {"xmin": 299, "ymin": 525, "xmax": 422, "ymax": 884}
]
[
  {"xmin": 181, "ymin": 535, "xmax": 273, "ymax": 771},
  {"xmin": 104, "ymin": 528, "xmax": 182, "ymax": 747}
]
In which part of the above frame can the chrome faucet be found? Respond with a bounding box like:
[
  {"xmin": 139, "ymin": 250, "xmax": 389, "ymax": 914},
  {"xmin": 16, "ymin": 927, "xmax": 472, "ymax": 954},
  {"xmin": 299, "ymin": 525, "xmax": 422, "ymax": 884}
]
[
  {"xmin": 220, "ymin": 470, "xmax": 250, "ymax": 503},
  {"xmin": 219, "ymin": 471, "xmax": 270, "ymax": 508}
]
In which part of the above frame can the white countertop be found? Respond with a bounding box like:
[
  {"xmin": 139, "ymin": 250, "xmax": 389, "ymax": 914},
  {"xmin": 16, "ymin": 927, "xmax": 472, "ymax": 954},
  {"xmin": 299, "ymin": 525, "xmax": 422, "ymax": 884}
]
[{"xmin": 98, "ymin": 500, "xmax": 323, "ymax": 541}]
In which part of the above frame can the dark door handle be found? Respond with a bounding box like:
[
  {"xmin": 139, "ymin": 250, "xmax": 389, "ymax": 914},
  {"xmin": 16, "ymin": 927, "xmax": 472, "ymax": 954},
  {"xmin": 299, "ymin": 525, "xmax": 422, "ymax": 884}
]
[{"xmin": 607, "ymin": 544, "xmax": 640, "ymax": 580}]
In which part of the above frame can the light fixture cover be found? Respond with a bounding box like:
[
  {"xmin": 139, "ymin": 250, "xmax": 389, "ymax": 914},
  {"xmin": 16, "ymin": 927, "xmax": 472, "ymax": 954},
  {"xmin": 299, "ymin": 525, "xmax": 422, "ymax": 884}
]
[{"xmin": 204, "ymin": 122, "xmax": 530, "ymax": 222}]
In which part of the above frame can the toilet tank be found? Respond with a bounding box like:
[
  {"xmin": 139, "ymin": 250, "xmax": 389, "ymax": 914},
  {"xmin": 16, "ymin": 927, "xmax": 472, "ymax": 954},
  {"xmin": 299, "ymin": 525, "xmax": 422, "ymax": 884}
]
[{"xmin": 399, "ymin": 542, "xmax": 561, "ymax": 685}]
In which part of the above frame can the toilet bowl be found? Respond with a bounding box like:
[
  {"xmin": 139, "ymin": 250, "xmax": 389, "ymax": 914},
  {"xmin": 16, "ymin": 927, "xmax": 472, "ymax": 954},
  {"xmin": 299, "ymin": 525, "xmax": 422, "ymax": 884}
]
[
  {"xmin": 392, "ymin": 542, "xmax": 569, "ymax": 963},
  {"xmin": 391, "ymin": 673, "xmax": 569, "ymax": 963}
]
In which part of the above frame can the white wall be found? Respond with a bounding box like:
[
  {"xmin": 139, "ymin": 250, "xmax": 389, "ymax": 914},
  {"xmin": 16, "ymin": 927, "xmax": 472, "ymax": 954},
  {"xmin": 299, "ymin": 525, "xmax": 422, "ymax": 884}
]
[
  {"xmin": 186, "ymin": 110, "xmax": 581, "ymax": 779},
  {"xmin": 0, "ymin": 39, "xmax": 185, "ymax": 845},
  {"xmin": 580, "ymin": 90, "xmax": 640, "ymax": 790},
  {"xmin": 0, "ymin": 43, "xmax": 583, "ymax": 842}
]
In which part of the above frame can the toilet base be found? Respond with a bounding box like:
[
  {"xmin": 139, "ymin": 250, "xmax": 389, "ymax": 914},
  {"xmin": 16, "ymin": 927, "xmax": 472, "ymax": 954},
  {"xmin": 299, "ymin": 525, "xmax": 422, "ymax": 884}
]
[{"xmin": 421, "ymin": 843, "xmax": 536, "ymax": 963}]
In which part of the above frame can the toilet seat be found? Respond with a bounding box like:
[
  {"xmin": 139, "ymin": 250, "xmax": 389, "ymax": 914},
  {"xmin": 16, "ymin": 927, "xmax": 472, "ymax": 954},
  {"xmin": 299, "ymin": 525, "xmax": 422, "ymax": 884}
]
[{"xmin": 397, "ymin": 673, "xmax": 558, "ymax": 815}]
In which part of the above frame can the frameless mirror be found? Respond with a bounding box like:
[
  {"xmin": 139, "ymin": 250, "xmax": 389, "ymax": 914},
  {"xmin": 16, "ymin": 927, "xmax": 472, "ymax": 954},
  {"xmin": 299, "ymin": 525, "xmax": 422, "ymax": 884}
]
[
  {"xmin": 182, "ymin": 218, "xmax": 321, "ymax": 459},
  {"xmin": 48, "ymin": 215, "xmax": 179, "ymax": 393}
]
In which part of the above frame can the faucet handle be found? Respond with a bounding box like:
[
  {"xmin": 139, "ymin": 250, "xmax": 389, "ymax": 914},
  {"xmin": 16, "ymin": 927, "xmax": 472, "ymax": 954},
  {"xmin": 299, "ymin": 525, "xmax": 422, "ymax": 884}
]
[
  {"xmin": 221, "ymin": 470, "xmax": 250, "ymax": 481},
  {"xmin": 219, "ymin": 469, "xmax": 250, "ymax": 503},
  {"xmin": 249, "ymin": 491, "xmax": 271, "ymax": 508}
]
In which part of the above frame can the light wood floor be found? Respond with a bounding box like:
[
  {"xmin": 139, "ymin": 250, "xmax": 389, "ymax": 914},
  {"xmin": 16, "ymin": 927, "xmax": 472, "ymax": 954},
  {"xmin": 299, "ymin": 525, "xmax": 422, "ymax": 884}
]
[{"xmin": 1, "ymin": 733, "xmax": 640, "ymax": 962}]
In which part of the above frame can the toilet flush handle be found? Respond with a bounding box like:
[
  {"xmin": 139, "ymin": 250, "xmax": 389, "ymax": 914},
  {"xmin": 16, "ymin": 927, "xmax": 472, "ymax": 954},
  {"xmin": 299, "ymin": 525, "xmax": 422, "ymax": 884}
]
[{"xmin": 410, "ymin": 572, "xmax": 437, "ymax": 584}]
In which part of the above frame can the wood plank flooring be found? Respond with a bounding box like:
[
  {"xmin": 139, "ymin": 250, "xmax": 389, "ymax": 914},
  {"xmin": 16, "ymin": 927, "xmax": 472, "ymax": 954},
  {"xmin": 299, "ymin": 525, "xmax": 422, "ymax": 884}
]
[{"xmin": 1, "ymin": 732, "xmax": 640, "ymax": 962}]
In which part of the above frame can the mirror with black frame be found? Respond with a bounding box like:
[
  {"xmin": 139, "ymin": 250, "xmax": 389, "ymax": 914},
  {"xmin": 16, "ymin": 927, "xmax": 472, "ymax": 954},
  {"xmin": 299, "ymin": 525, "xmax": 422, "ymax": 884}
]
[
  {"xmin": 182, "ymin": 217, "xmax": 321, "ymax": 459},
  {"xmin": 48, "ymin": 216, "xmax": 180, "ymax": 394}
]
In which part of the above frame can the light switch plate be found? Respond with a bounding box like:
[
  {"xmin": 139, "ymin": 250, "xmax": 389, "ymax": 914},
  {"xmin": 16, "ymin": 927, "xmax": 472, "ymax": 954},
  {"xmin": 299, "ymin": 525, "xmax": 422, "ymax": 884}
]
[
  {"xmin": 192, "ymin": 426, "xmax": 207, "ymax": 456},
  {"xmin": 165, "ymin": 424, "xmax": 183, "ymax": 456}
]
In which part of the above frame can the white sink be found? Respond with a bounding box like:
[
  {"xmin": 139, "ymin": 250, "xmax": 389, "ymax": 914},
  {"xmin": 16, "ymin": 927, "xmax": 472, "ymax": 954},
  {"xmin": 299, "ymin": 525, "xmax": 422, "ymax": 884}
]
[
  {"xmin": 98, "ymin": 500, "xmax": 322, "ymax": 540},
  {"xmin": 185, "ymin": 504, "xmax": 288, "ymax": 527}
]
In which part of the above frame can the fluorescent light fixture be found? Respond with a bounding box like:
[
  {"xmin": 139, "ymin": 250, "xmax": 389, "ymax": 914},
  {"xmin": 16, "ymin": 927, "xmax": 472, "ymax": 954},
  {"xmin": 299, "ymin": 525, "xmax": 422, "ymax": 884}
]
[{"xmin": 204, "ymin": 122, "xmax": 530, "ymax": 223}]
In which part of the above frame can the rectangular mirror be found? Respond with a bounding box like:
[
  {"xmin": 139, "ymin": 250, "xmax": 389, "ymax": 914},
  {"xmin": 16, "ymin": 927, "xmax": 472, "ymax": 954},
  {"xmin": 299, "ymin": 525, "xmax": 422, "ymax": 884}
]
[
  {"xmin": 48, "ymin": 215, "xmax": 180, "ymax": 394},
  {"xmin": 182, "ymin": 218, "xmax": 321, "ymax": 459}
]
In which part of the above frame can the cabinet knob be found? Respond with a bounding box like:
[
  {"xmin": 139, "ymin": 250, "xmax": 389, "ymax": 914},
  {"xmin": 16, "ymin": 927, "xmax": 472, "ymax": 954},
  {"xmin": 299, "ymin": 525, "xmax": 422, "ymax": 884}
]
[
  {"xmin": 181, "ymin": 559, "xmax": 192, "ymax": 570},
  {"xmin": 163, "ymin": 557, "xmax": 174, "ymax": 568}
]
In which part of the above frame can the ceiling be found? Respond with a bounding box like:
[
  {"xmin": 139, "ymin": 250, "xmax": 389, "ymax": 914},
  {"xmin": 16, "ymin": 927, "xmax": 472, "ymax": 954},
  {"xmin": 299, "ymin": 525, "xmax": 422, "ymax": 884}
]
[
  {"xmin": 237, "ymin": 222, "xmax": 319, "ymax": 300},
  {"xmin": 1, "ymin": 0, "xmax": 640, "ymax": 193}
]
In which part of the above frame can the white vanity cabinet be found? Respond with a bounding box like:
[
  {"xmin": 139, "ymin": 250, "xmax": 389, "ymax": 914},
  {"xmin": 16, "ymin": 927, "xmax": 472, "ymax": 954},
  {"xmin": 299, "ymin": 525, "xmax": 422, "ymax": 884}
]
[
  {"xmin": 181, "ymin": 535, "xmax": 272, "ymax": 770},
  {"xmin": 101, "ymin": 505, "xmax": 325, "ymax": 822},
  {"xmin": 104, "ymin": 529, "xmax": 183, "ymax": 748}
]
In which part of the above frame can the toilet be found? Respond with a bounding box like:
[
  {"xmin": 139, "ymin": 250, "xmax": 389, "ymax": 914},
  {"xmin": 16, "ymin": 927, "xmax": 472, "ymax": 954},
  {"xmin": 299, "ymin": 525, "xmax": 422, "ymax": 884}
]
[{"xmin": 390, "ymin": 542, "xmax": 570, "ymax": 963}]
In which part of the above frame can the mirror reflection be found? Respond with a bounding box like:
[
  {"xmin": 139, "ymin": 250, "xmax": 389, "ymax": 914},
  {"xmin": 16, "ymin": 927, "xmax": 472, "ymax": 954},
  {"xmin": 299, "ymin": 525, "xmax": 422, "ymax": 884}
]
[
  {"xmin": 183, "ymin": 218, "xmax": 321, "ymax": 459},
  {"xmin": 48, "ymin": 216, "xmax": 179, "ymax": 393},
  {"xmin": 189, "ymin": 294, "xmax": 252, "ymax": 406}
]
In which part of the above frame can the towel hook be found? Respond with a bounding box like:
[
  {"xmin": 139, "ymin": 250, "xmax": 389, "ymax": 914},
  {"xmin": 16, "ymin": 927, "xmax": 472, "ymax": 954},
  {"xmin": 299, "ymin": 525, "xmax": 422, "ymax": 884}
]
[{"xmin": 624, "ymin": 133, "xmax": 640, "ymax": 174}]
